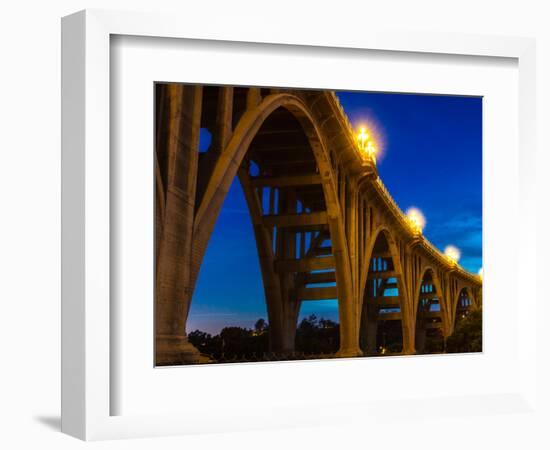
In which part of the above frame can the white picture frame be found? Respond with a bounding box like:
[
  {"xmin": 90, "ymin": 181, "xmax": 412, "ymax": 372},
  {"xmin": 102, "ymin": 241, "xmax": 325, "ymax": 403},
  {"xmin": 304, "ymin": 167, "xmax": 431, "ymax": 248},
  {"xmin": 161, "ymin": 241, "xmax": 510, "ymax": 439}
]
[{"xmin": 61, "ymin": 9, "xmax": 538, "ymax": 441}]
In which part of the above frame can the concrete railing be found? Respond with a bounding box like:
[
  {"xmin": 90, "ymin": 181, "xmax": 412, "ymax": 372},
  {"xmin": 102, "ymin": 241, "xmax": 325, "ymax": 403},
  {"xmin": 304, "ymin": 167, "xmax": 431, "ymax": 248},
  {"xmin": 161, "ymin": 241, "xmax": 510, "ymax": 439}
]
[{"xmin": 327, "ymin": 92, "xmax": 480, "ymax": 284}]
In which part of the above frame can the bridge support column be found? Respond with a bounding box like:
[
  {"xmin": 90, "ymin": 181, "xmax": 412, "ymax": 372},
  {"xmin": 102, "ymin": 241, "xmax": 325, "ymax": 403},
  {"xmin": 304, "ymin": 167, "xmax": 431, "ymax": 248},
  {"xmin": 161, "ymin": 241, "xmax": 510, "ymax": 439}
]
[
  {"xmin": 275, "ymin": 188, "xmax": 301, "ymax": 355},
  {"xmin": 239, "ymin": 167, "xmax": 300, "ymax": 356},
  {"xmin": 270, "ymin": 306, "xmax": 299, "ymax": 354},
  {"xmin": 402, "ymin": 322, "xmax": 416, "ymax": 355},
  {"xmin": 155, "ymin": 84, "xmax": 203, "ymax": 365},
  {"xmin": 337, "ymin": 296, "xmax": 362, "ymax": 357},
  {"xmin": 365, "ymin": 317, "xmax": 378, "ymax": 355},
  {"xmin": 360, "ymin": 302, "xmax": 378, "ymax": 355},
  {"xmin": 415, "ymin": 326, "xmax": 426, "ymax": 354},
  {"xmin": 338, "ymin": 336, "xmax": 362, "ymax": 357}
]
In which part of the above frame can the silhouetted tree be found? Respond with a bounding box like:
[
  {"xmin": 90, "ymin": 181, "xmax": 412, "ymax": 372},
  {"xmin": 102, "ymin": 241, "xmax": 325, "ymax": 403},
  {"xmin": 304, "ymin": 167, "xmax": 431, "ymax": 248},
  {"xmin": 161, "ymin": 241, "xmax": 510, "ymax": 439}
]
[
  {"xmin": 446, "ymin": 308, "xmax": 482, "ymax": 353},
  {"xmin": 424, "ymin": 328, "xmax": 445, "ymax": 354},
  {"xmin": 295, "ymin": 315, "xmax": 339, "ymax": 354},
  {"xmin": 190, "ymin": 315, "xmax": 343, "ymax": 362},
  {"xmin": 188, "ymin": 329, "xmax": 222, "ymax": 357},
  {"xmin": 376, "ymin": 320, "xmax": 403, "ymax": 353},
  {"xmin": 220, "ymin": 326, "xmax": 253, "ymax": 356},
  {"xmin": 319, "ymin": 318, "xmax": 337, "ymax": 329},
  {"xmin": 254, "ymin": 318, "xmax": 268, "ymax": 335}
]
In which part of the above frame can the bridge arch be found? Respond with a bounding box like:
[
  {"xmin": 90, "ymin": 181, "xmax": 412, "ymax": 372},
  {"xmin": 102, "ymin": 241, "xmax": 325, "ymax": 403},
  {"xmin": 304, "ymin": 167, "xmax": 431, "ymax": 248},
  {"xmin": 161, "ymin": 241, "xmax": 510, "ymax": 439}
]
[
  {"xmin": 359, "ymin": 226, "xmax": 412, "ymax": 355},
  {"xmin": 155, "ymin": 85, "xmax": 483, "ymax": 364},
  {"xmin": 189, "ymin": 92, "xmax": 357, "ymax": 356},
  {"xmin": 413, "ymin": 267, "xmax": 447, "ymax": 354},
  {"xmin": 195, "ymin": 94, "xmax": 339, "ymax": 229},
  {"xmin": 359, "ymin": 225, "xmax": 405, "ymax": 303},
  {"xmin": 452, "ymin": 286, "xmax": 475, "ymax": 328}
]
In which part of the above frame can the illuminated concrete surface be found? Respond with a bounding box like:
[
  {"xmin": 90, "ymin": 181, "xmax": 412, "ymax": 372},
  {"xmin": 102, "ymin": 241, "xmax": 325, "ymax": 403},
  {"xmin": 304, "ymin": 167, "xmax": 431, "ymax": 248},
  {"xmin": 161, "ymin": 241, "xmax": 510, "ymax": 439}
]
[{"xmin": 154, "ymin": 85, "xmax": 482, "ymax": 364}]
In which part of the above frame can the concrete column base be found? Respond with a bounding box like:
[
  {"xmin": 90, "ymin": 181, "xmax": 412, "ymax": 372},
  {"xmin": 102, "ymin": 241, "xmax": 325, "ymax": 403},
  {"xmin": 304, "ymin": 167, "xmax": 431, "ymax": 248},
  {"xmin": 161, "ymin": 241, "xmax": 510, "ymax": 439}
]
[
  {"xmin": 155, "ymin": 335, "xmax": 200, "ymax": 365},
  {"xmin": 336, "ymin": 347, "xmax": 363, "ymax": 358}
]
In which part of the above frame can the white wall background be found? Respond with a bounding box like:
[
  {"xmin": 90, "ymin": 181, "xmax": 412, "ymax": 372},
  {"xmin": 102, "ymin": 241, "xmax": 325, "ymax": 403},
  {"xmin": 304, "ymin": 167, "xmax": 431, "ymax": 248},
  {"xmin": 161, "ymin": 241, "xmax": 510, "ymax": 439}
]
[{"xmin": 0, "ymin": 1, "xmax": 548, "ymax": 448}]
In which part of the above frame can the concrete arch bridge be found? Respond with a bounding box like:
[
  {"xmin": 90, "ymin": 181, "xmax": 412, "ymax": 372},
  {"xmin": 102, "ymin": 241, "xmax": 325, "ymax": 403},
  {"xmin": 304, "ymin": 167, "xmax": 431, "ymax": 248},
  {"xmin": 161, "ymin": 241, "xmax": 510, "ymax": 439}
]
[{"xmin": 155, "ymin": 84, "xmax": 482, "ymax": 364}]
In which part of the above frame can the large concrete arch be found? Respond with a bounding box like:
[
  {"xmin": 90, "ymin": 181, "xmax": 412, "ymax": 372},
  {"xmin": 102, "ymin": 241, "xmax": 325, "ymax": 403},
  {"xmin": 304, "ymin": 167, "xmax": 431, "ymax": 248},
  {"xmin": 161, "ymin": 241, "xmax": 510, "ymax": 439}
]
[
  {"xmin": 412, "ymin": 266, "xmax": 448, "ymax": 353},
  {"xmin": 154, "ymin": 85, "xmax": 483, "ymax": 364},
  {"xmin": 360, "ymin": 225, "xmax": 407, "ymax": 305},
  {"xmin": 189, "ymin": 92, "xmax": 357, "ymax": 357},
  {"xmin": 451, "ymin": 286, "xmax": 475, "ymax": 328},
  {"xmin": 359, "ymin": 225, "xmax": 414, "ymax": 354},
  {"xmin": 412, "ymin": 266, "xmax": 449, "ymax": 335}
]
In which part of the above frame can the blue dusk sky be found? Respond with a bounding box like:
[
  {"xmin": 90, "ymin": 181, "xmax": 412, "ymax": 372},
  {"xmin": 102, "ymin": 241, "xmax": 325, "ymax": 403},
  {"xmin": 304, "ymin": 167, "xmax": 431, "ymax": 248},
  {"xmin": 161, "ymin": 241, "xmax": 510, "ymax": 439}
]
[{"xmin": 187, "ymin": 91, "xmax": 482, "ymax": 334}]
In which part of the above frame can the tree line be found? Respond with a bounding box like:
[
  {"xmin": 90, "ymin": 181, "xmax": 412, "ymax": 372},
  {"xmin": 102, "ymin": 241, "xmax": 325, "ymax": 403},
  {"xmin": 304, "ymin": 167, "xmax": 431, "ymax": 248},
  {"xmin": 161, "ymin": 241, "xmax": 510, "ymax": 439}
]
[
  {"xmin": 188, "ymin": 308, "xmax": 481, "ymax": 362},
  {"xmin": 188, "ymin": 315, "xmax": 339, "ymax": 362}
]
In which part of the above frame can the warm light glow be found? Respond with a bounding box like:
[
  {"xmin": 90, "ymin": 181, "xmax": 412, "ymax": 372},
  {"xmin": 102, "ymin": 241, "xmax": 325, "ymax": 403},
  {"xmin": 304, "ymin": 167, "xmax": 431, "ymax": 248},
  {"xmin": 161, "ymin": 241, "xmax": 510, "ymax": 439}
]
[
  {"xmin": 356, "ymin": 125, "xmax": 377, "ymax": 162},
  {"xmin": 478, "ymin": 267, "xmax": 483, "ymax": 279},
  {"xmin": 444, "ymin": 245, "xmax": 461, "ymax": 263},
  {"xmin": 357, "ymin": 127, "xmax": 369, "ymax": 145},
  {"xmin": 405, "ymin": 207, "xmax": 426, "ymax": 234}
]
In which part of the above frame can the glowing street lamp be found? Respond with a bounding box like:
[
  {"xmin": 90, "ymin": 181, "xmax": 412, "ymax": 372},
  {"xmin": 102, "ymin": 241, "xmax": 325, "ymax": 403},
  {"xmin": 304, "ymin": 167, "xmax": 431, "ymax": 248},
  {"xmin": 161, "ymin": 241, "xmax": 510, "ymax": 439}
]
[
  {"xmin": 356, "ymin": 126, "xmax": 377, "ymax": 163},
  {"xmin": 357, "ymin": 126, "xmax": 368, "ymax": 149},
  {"xmin": 444, "ymin": 245, "xmax": 461, "ymax": 264},
  {"xmin": 406, "ymin": 207, "xmax": 426, "ymax": 235}
]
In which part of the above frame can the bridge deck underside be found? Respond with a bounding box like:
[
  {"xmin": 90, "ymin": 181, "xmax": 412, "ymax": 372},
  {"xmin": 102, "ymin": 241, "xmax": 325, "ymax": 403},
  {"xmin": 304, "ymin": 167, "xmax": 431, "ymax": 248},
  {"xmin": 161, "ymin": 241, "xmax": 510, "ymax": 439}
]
[{"xmin": 246, "ymin": 108, "xmax": 337, "ymax": 310}]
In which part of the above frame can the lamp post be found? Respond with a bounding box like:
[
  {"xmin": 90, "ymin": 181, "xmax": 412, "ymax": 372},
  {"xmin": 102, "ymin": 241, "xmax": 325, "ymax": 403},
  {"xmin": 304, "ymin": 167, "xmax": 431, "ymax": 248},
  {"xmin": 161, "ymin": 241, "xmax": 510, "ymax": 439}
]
[
  {"xmin": 406, "ymin": 207, "xmax": 426, "ymax": 236},
  {"xmin": 356, "ymin": 126, "xmax": 377, "ymax": 162},
  {"xmin": 444, "ymin": 245, "xmax": 461, "ymax": 265}
]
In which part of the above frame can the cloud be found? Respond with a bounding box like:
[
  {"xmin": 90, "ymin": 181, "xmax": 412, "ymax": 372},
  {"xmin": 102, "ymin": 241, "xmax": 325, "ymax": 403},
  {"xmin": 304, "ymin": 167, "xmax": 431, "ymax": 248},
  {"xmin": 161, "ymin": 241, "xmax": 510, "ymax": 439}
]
[{"xmin": 426, "ymin": 210, "xmax": 482, "ymax": 272}]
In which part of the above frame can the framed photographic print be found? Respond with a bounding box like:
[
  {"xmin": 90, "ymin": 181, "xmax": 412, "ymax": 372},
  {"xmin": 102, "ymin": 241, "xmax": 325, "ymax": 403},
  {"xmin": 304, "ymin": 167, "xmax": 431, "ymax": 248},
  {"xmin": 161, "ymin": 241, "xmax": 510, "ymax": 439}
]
[
  {"xmin": 153, "ymin": 82, "xmax": 482, "ymax": 367},
  {"xmin": 62, "ymin": 9, "xmax": 538, "ymax": 441}
]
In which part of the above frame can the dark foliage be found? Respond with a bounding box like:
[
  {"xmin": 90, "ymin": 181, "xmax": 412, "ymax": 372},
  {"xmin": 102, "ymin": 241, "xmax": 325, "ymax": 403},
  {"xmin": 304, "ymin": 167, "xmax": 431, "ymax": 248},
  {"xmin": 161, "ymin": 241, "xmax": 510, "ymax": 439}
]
[
  {"xmin": 446, "ymin": 308, "xmax": 482, "ymax": 353},
  {"xmin": 375, "ymin": 320, "xmax": 403, "ymax": 353},
  {"xmin": 295, "ymin": 315, "xmax": 340, "ymax": 354},
  {"xmin": 188, "ymin": 314, "xmax": 339, "ymax": 362},
  {"xmin": 424, "ymin": 329, "xmax": 445, "ymax": 354}
]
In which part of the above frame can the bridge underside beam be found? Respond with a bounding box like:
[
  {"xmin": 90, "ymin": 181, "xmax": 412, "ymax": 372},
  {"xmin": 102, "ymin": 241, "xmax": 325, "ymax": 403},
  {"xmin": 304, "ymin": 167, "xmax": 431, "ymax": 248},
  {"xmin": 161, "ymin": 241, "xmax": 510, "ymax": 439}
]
[
  {"xmin": 418, "ymin": 311, "xmax": 442, "ymax": 319},
  {"xmin": 250, "ymin": 174, "xmax": 322, "ymax": 188},
  {"xmin": 377, "ymin": 312, "xmax": 402, "ymax": 321},
  {"xmin": 310, "ymin": 246, "xmax": 332, "ymax": 257},
  {"xmin": 304, "ymin": 271, "xmax": 336, "ymax": 284},
  {"xmin": 275, "ymin": 256, "xmax": 335, "ymax": 273},
  {"xmin": 375, "ymin": 296, "xmax": 400, "ymax": 307},
  {"xmin": 368, "ymin": 270, "xmax": 399, "ymax": 280},
  {"xmin": 297, "ymin": 286, "xmax": 338, "ymax": 300},
  {"xmin": 262, "ymin": 212, "xmax": 327, "ymax": 228},
  {"xmin": 371, "ymin": 251, "xmax": 393, "ymax": 259}
]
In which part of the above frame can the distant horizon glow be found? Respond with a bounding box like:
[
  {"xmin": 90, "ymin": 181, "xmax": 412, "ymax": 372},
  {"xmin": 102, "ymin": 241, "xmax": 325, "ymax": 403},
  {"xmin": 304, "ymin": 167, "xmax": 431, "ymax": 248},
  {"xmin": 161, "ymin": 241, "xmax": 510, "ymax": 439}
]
[{"xmin": 186, "ymin": 90, "xmax": 482, "ymax": 335}]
